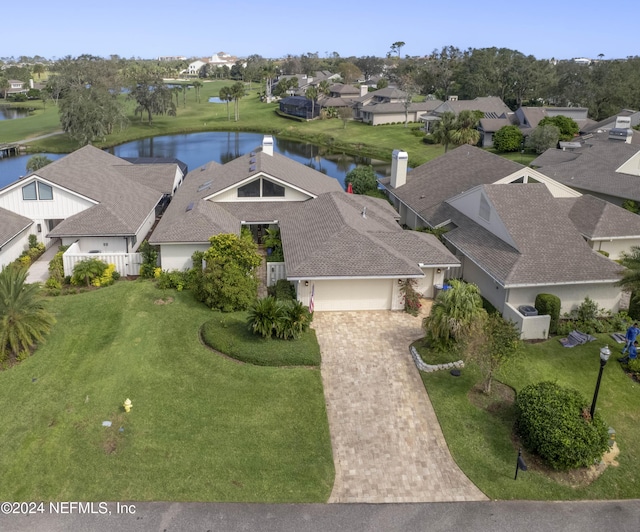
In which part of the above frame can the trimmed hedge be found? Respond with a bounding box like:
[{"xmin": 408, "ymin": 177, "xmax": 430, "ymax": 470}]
[
  {"xmin": 515, "ymin": 381, "xmax": 609, "ymax": 470},
  {"xmin": 535, "ymin": 293, "xmax": 561, "ymax": 334}
]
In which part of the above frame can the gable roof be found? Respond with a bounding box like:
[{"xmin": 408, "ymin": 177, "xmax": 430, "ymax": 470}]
[
  {"xmin": 558, "ymin": 194, "xmax": 640, "ymax": 239},
  {"xmin": 435, "ymin": 97, "xmax": 511, "ymax": 118},
  {"xmin": 380, "ymin": 145, "xmax": 526, "ymax": 226},
  {"xmin": 444, "ymin": 184, "xmax": 623, "ymax": 287},
  {"xmin": 360, "ymin": 101, "xmax": 441, "ymax": 115},
  {"xmin": 532, "ymin": 134, "xmax": 640, "ymax": 201},
  {"xmin": 201, "ymin": 148, "xmax": 343, "ymax": 199},
  {"xmin": 0, "ymin": 207, "xmax": 32, "ymax": 248},
  {"xmin": 27, "ymin": 145, "xmax": 164, "ymax": 238}
]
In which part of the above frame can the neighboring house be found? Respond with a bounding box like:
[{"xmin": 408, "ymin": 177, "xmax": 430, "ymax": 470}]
[
  {"xmin": 278, "ymin": 96, "xmax": 319, "ymax": 119},
  {"xmin": 532, "ymin": 129, "xmax": 640, "ymax": 205},
  {"xmin": 277, "ymin": 71, "xmax": 340, "ymax": 95},
  {"xmin": 187, "ymin": 60, "xmax": 207, "ymax": 76},
  {"xmin": 149, "ymin": 136, "xmax": 460, "ymax": 311},
  {"xmin": 583, "ymin": 109, "xmax": 640, "ymax": 134},
  {"xmin": 0, "ymin": 146, "xmax": 185, "ymax": 275},
  {"xmin": 515, "ymin": 106, "xmax": 596, "ymax": 135},
  {"xmin": 0, "ymin": 207, "xmax": 33, "ymax": 269},
  {"xmin": 421, "ymin": 96, "xmax": 514, "ymax": 146},
  {"xmin": 352, "ymin": 88, "xmax": 442, "ymax": 125},
  {"xmin": 2, "ymin": 80, "xmax": 28, "ymax": 98},
  {"xmin": 380, "ymin": 145, "xmax": 629, "ymax": 339}
]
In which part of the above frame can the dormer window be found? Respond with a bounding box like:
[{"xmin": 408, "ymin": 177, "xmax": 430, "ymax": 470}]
[{"xmin": 22, "ymin": 181, "xmax": 53, "ymax": 201}]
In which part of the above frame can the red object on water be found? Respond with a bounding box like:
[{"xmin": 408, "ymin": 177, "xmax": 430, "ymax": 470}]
[{"xmin": 346, "ymin": 182, "xmax": 353, "ymax": 194}]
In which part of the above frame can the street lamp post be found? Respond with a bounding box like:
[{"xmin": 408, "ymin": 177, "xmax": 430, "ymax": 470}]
[{"xmin": 590, "ymin": 345, "xmax": 611, "ymax": 419}]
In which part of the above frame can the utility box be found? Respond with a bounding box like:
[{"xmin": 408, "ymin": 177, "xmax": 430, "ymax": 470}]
[{"xmin": 608, "ymin": 427, "xmax": 616, "ymax": 447}]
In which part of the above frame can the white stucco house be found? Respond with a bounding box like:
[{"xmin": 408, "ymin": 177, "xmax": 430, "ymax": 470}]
[
  {"xmin": 380, "ymin": 145, "xmax": 631, "ymax": 339},
  {"xmin": 0, "ymin": 146, "xmax": 185, "ymax": 275},
  {"xmin": 149, "ymin": 136, "xmax": 460, "ymax": 311}
]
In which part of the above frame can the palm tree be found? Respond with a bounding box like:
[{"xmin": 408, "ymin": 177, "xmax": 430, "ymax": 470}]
[
  {"xmin": 230, "ymin": 82, "xmax": 245, "ymax": 121},
  {"xmin": 317, "ymin": 79, "xmax": 330, "ymax": 100},
  {"xmin": 262, "ymin": 61, "xmax": 277, "ymax": 99},
  {"xmin": 219, "ymin": 86, "xmax": 233, "ymax": 120},
  {"xmin": 26, "ymin": 155, "xmax": 53, "ymax": 173},
  {"xmin": 192, "ymin": 79, "xmax": 203, "ymax": 103},
  {"xmin": 32, "ymin": 63, "xmax": 46, "ymax": 80},
  {"xmin": 423, "ymin": 279, "xmax": 486, "ymax": 350},
  {"xmin": 451, "ymin": 110, "xmax": 481, "ymax": 147},
  {"xmin": 0, "ymin": 264, "xmax": 56, "ymax": 362},
  {"xmin": 305, "ymin": 86, "xmax": 318, "ymax": 119},
  {"xmin": 431, "ymin": 111, "xmax": 456, "ymax": 152}
]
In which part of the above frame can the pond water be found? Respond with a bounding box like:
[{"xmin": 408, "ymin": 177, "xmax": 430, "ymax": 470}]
[
  {"xmin": 208, "ymin": 97, "xmax": 224, "ymax": 104},
  {"xmin": 0, "ymin": 107, "xmax": 30, "ymax": 120},
  {"xmin": 0, "ymin": 132, "xmax": 390, "ymax": 190}
]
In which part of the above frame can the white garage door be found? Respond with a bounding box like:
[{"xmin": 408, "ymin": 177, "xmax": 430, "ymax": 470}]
[{"xmin": 313, "ymin": 279, "xmax": 394, "ymax": 311}]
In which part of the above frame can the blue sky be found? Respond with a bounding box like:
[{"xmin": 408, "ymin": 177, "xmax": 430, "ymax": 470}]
[{"xmin": 2, "ymin": 0, "xmax": 638, "ymax": 61}]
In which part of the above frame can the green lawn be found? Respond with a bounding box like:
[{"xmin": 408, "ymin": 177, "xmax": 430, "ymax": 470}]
[
  {"xmin": 0, "ymin": 81, "xmax": 445, "ymax": 165},
  {"xmin": 0, "ymin": 281, "xmax": 334, "ymax": 502},
  {"xmin": 423, "ymin": 335, "xmax": 639, "ymax": 499}
]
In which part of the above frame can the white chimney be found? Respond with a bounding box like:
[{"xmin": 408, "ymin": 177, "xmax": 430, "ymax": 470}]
[
  {"xmin": 615, "ymin": 116, "xmax": 631, "ymax": 129},
  {"xmin": 390, "ymin": 150, "xmax": 408, "ymax": 189},
  {"xmin": 262, "ymin": 135, "xmax": 274, "ymax": 156},
  {"xmin": 29, "ymin": 78, "xmax": 34, "ymax": 89},
  {"xmin": 360, "ymin": 85, "xmax": 368, "ymax": 97}
]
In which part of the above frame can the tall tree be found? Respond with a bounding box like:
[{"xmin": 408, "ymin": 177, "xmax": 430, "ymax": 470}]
[
  {"xmin": 219, "ymin": 86, "xmax": 233, "ymax": 120},
  {"xmin": 192, "ymin": 79, "xmax": 203, "ymax": 103},
  {"xmin": 389, "ymin": 41, "xmax": 406, "ymax": 59},
  {"xmin": 305, "ymin": 86, "xmax": 318, "ymax": 118},
  {"xmin": 127, "ymin": 67, "xmax": 176, "ymax": 124},
  {"xmin": 0, "ymin": 264, "xmax": 56, "ymax": 363},
  {"xmin": 230, "ymin": 81, "xmax": 245, "ymax": 121},
  {"xmin": 26, "ymin": 155, "xmax": 53, "ymax": 172},
  {"xmin": 451, "ymin": 110, "xmax": 482, "ymax": 146},
  {"xmin": 32, "ymin": 63, "xmax": 45, "ymax": 80}
]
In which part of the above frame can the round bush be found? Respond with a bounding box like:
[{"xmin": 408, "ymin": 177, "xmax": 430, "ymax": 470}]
[{"xmin": 515, "ymin": 381, "xmax": 609, "ymax": 470}]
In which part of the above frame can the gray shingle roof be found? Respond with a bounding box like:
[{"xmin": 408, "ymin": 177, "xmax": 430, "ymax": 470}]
[
  {"xmin": 30, "ymin": 145, "xmax": 164, "ymax": 237},
  {"xmin": 0, "ymin": 206, "xmax": 33, "ymax": 247},
  {"xmin": 532, "ymin": 134, "xmax": 640, "ymax": 202},
  {"xmin": 445, "ymin": 184, "xmax": 624, "ymax": 286},
  {"xmin": 114, "ymin": 163, "xmax": 180, "ymax": 195},
  {"xmin": 381, "ymin": 145, "xmax": 526, "ymax": 226},
  {"xmin": 360, "ymin": 101, "xmax": 441, "ymax": 115},
  {"xmin": 435, "ymin": 97, "xmax": 511, "ymax": 117},
  {"xmin": 558, "ymin": 194, "xmax": 640, "ymax": 238}
]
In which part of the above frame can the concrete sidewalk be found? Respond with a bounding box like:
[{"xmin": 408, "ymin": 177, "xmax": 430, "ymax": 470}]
[{"xmin": 26, "ymin": 241, "xmax": 60, "ymax": 283}]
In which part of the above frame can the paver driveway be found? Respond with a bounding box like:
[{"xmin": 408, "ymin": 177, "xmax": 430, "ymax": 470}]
[{"xmin": 313, "ymin": 310, "xmax": 487, "ymax": 503}]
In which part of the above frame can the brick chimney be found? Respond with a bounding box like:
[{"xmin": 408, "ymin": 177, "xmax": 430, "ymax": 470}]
[
  {"xmin": 262, "ymin": 135, "xmax": 274, "ymax": 156},
  {"xmin": 390, "ymin": 150, "xmax": 408, "ymax": 189}
]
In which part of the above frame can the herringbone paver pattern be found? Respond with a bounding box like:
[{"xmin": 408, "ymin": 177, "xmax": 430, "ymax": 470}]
[{"xmin": 313, "ymin": 309, "xmax": 487, "ymax": 503}]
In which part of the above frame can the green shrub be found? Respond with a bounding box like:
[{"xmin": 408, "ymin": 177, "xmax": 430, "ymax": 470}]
[
  {"xmin": 267, "ymin": 279, "xmax": 296, "ymax": 301},
  {"xmin": 535, "ymin": 293, "xmax": 561, "ymax": 334},
  {"xmin": 576, "ymin": 297, "xmax": 602, "ymax": 322},
  {"xmin": 247, "ymin": 296, "xmax": 312, "ymax": 340},
  {"xmin": 138, "ymin": 240, "xmax": 159, "ymax": 278},
  {"xmin": 597, "ymin": 250, "xmax": 610, "ymax": 257},
  {"xmin": 156, "ymin": 270, "xmax": 189, "ymax": 291},
  {"xmin": 28, "ymin": 234, "xmax": 38, "ymax": 248},
  {"xmin": 71, "ymin": 258, "xmax": 108, "ymax": 287},
  {"xmin": 515, "ymin": 381, "xmax": 609, "ymax": 470}
]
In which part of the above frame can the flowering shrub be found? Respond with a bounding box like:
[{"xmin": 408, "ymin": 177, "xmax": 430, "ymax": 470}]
[{"xmin": 93, "ymin": 264, "xmax": 117, "ymax": 287}]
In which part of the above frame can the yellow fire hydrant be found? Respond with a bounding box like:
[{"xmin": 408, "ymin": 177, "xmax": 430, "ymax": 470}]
[{"xmin": 123, "ymin": 398, "xmax": 132, "ymax": 413}]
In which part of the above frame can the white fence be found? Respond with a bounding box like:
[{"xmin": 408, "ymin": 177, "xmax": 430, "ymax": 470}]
[
  {"xmin": 266, "ymin": 261, "xmax": 286, "ymax": 287},
  {"xmin": 63, "ymin": 242, "xmax": 143, "ymax": 277}
]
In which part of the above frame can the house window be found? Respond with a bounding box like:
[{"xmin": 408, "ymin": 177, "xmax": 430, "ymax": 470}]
[
  {"xmin": 263, "ymin": 179, "xmax": 285, "ymax": 197},
  {"xmin": 479, "ymin": 194, "xmax": 491, "ymax": 222},
  {"xmin": 22, "ymin": 182, "xmax": 37, "ymax": 200},
  {"xmin": 238, "ymin": 180, "xmax": 260, "ymax": 197},
  {"xmin": 38, "ymin": 182, "xmax": 53, "ymax": 200},
  {"xmin": 22, "ymin": 181, "xmax": 53, "ymax": 201}
]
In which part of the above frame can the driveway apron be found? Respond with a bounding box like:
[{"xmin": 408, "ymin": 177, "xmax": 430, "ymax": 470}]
[{"xmin": 313, "ymin": 310, "xmax": 487, "ymax": 503}]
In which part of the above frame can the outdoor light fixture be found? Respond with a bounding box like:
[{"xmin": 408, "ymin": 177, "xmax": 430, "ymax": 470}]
[
  {"xmin": 436, "ymin": 268, "xmax": 442, "ymax": 274},
  {"xmin": 37, "ymin": 224, "xmax": 42, "ymax": 233},
  {"xmin": 590, "ymin": 345, "xmax": 611, "ymax": 419},
  {"xmin": 398, "ymin": 279, "xmax": 403, "ymax": 285},
  {"xmin": 305, "ymin": 281, "xmax": 309, "ymax": 286}
]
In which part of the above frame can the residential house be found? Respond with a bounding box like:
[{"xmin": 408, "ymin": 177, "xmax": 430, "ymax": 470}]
[
  {"xmin": 187, "ymin": 60, "xmax": 207, "ymax": 76},
  {"xmin": 515, "ymin": 106, "xmax": 596, "ymax": 136},
  {"xmin": 0, "ymin": 207, "xmax": 33, "ymax": 269},
  {"xmin": 583, "ymin": 109, "xmax": 640, "ymax": 134},
  {"xmin": 421, "ymin": 96, "xmax": 514, "ymax": 147},
  {"xmin": 380, "ymin": 146, "xmax": 629, "ymax": 339},
  {"xmin": 2, "ymin": 80, "xmax": 28, "ymax": 98},
  {"xmin": 278, "ymin": 96, "xmax": 319, "ymax": 119},
  {"xmin": 352, "ymin": 88, "xmax": 443, "ymax": 125},
  {"xmin": 532, "ymin": 129, "xmax": 640, "ymax": 205},
  {"xmin": 0, "ymin": 146, "xmax": 185, "ymax": 275},
  {"xmin": 149, "ymin": 136, "xmax": 460, "ymax": 311}
]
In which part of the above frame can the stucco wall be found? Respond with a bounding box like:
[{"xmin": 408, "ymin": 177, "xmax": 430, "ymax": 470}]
[
  {"xmin": 159, "ymin": 243, "xmax": 210, "ymax": 271},
  {"xmin": 589, "ymin": 238, "xmax": 639, "ymax": 261},
  {"xmin": 0, "ymin": 228, "xmax": 31, "ymax": 269},
  {"xmin": 506, "ymin": 283, "xmax": 622, "ymax": 314},
  {"xmin": 503, "ymin": 303, "xmax": 551, "ymax": 340}
]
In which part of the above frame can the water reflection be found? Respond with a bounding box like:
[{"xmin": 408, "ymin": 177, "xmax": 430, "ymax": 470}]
[
  {"xmin": 0, "ymin": 107, "xmax": 30, "ymax": 120},
  {"xmin": 0, "ymin": 132, "xmax": 390, "ymax": 190}
]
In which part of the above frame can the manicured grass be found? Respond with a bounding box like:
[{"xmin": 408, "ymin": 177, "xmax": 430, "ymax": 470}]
[
  {"xmin": 201, "ymin": 312, "xmax": 321, "ymax": 367},
  {"xmin": 0, "ymin": 81, "xmax": 445, "ymax": 165},
  {"xmin": 423, "ymin": 335, "xmax": 640, "ymax": 500},
  {"xmin": 0, "ymin": 281, "xmax": 334, "ymax": 502}
]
